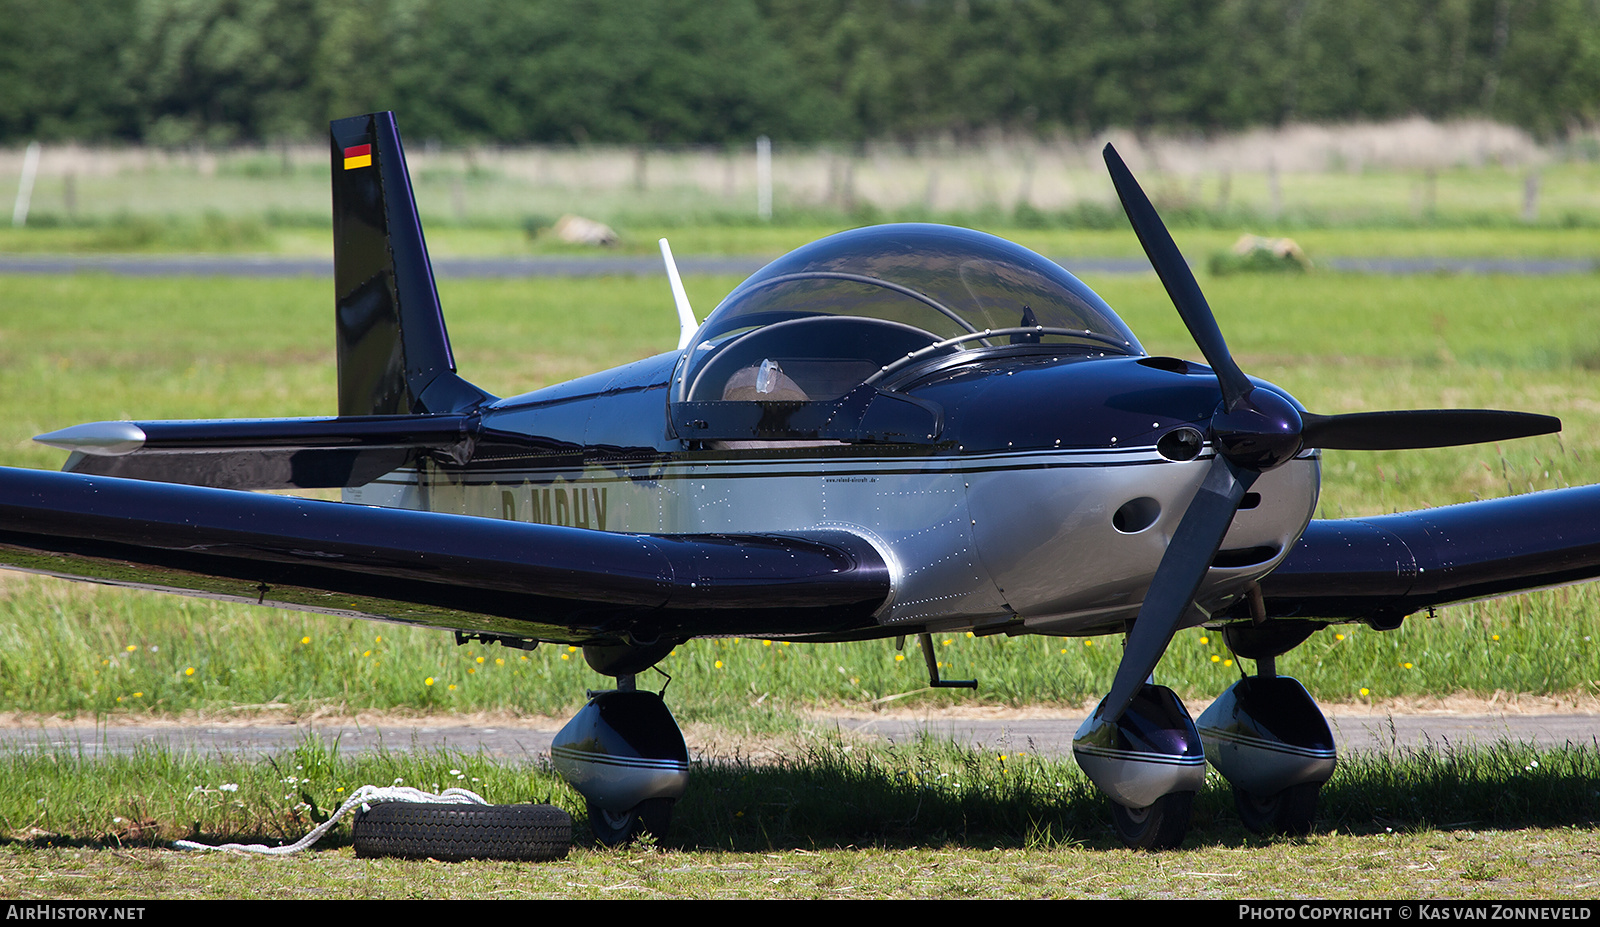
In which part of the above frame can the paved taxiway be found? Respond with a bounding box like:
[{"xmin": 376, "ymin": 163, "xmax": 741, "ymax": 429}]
[
  {"xmin": 0, "ymin": 710, "xmax": 1592, "ymax": 761},
  {"xmin": 0, "ymin": 254, "xmax": 1593, "ymax": 278}
]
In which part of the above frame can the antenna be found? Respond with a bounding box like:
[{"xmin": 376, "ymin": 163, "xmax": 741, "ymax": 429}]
[{"xmin": 660, "ymin": 238, "xmax": 697, "ymax": 350}]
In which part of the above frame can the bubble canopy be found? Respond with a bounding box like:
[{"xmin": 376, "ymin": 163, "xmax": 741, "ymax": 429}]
[{"xmin": 679, "ymin": 225, "xmax": 1144, "ymax": 403}]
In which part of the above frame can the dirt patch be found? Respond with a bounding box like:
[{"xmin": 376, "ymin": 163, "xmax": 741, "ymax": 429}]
[
  {"xmin": 1321, "ymin": 692, "xmax": 1600, "ymax": 717},
  {"xmin": 0, "ymin": 708, "xmax": 574, "ymax": 731},
  {"xmin": 4, "ymin": 691, "xmax": 1596, "ymax": 735},
  {"xmin": 812, "ymin": 692, "xmax": 1600, "ymax": 723}
]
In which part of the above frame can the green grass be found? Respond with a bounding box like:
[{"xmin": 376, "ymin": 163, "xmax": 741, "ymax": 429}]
[
  {"xmin": 1, "ymin": 734, "xmax": 1598, "ymax": 898},
  {"xmin": 3, "ymin": 221, "xmax": 1599, "ymax": 265},
  {"xmin": 3, "ymin": 576, "xmax": 1599, "ymax": 722},
  {"xmin": 3, "ymin": 142, "xmax": 1600, "ymax": 260},
  {"xmin": 3, "ymin": 206, "xmax": 1599, "ymax": 894},
  {"xmin": 7, "ymin": 830, "xmax": 1597, "ymax": 899},
  {"xmin": 7, "ymin": 731, "xmax": 1599, "ymax": 853}
]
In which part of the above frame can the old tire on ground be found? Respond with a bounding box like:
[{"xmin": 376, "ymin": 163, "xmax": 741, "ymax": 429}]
[
  {"xmin": 352, "ymin": 802, "xmax": 572, "ymax": 861},
  {"xmin": 587, "ymin": 797, "xmax": 673, "ymax": 847},
  {"xmin": 1234, "ymin": 781, "xmax": 1320, "ymax": 837},
  {"xmin": 1108, "ymin": 791, "xmax": 1193, "ymax": 850}
]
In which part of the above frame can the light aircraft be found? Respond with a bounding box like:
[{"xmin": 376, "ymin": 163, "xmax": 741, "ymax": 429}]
[{"xmin": 0, "ymin": 112, "xmax": 1591, "ymax": 850}]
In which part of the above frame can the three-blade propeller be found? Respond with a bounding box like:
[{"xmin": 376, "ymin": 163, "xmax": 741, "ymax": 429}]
[{"xmin": 1096, "ymin": 144, "xmax": 1561, "ymax": 723}]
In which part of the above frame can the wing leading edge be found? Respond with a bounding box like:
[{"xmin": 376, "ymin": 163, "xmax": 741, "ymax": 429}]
[
  {"xmin": 1244, "ymin": 484, "xmax": 1600, "ymax": 626},
  {"xmin": 0, "ymin": 467, "xmax": 890, "ymax": 645}
]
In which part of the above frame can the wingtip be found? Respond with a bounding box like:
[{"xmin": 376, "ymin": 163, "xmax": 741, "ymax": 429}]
[{"xmin": 34, "ymin": 421, "xmax": 146, "ymax": 456}]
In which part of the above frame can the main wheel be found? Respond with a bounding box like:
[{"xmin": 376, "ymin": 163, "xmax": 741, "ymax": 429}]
[
  {"xmin": 1108, "ymin": 791, "xmax": 1193, "ymax": 850},
  {"xmin": 352, "ymin": 802, "xmax": 572, "ymax": 861},
  {"xmin": 1234, "ymin": 782, "xmax": 1320, "ymax": 836},
  {"xmin": 587, "ymin": 797, "xmax": 673, "ymax": 847}
]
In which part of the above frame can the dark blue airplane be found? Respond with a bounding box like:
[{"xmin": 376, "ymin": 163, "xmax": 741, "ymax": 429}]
[{"xmin": 0, "ymin": 113, "xmax": 1586, "ymax": 849}]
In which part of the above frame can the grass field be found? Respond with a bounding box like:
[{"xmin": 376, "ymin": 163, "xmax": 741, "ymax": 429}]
[
  {"xmin": 2, "ymin": 227, "xmax": 1600, "ymax": 894},
  {"xmin": 5, "ymin": 733, "xmax": 1600, "ymax": 898}
]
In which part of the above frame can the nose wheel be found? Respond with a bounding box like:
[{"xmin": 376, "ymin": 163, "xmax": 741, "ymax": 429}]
[{"xmin": 1197, "ymin": 634, "xmax": 1336, "ymax": 839}]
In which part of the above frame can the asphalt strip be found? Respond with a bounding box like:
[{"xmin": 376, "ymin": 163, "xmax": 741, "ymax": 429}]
[
  {"xmin": 0, "ymin": 255, "xmax": 1594, "ymax": 277},
  {"xmin": 0, "ymin": 709, "xmax": 1594, "ymax": 761}
]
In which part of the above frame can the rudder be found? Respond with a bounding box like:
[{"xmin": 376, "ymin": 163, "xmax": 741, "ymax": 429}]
[{"xmin": 331, "ymin": 112, "xmax": 492, "ymax": 416}]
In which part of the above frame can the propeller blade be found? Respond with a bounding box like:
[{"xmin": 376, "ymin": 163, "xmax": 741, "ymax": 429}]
[
  {"xmin": 1302, "ymin": 409, "xmax": 1561, "ymax": 451},
  {"xmin": 1103, "ymin": 143, "xmax": 1252, "ymax": 410},
  {"xmin": 1096, "ymin": 144, "xmax": 1563, "ymax": 732},
  {"xmin": 1099, "ymin": 454, "xmax": 1259, "ymax": 723}
]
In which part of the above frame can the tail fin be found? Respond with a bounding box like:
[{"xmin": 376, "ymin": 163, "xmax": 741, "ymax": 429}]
[{"xmin": 330, "ymin": 112, "xmax": 493, "ymax": 416}]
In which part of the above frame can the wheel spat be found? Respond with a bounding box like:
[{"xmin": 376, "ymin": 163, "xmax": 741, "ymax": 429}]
[{"xmin": 1096, "ymin": 144, "xmax": 1560, "ymax": 724}]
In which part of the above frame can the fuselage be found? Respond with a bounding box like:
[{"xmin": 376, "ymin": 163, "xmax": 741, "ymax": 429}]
[{"xmin": 347, "ymin": 347, "xmax": 1320, "ymax": 640}]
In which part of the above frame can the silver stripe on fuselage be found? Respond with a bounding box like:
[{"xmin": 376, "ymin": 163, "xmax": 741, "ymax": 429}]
[
  {"xmin": 363, "ymin": 445, "xmax": 1176, "ymax": 485},
  {"xmin": 344, "ymin": 445, "xmax": 1319, "ymax": 634}
]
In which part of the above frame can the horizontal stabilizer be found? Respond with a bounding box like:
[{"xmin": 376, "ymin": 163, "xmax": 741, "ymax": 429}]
[
  {"xmin": 0, "ymin": 466, "xmax": 890, "ymax": 644},
  {"xmin": 38, "ymin": 415, "xmax": 476, "ymax": 490}
]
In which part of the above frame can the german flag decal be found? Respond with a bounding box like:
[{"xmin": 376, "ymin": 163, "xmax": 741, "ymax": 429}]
[{"xmin": 342, "ymin": 144, "xmax": 372, "ymax": 170}]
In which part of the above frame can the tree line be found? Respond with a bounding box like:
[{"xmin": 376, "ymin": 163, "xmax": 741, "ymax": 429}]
[{"xmin": 2, "ymin": 0, "xmax": 1597, "ymax": 146}]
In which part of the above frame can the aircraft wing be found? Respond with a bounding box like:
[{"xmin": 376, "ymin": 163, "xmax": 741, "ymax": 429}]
[
  {"xmin": 1248, "ymin": 484, "xmax": 1600, "ymax": 626},
  {"xmin": 0, "ymin": 466, "xmax": 890, "ymax": 646}
]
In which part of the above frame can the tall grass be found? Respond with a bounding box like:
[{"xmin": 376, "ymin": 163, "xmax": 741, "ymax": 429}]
[
  {"xmin": 1, "ymin": 120, "xmax": 1597, "ymax": 237},
  {"xmin": 5, "ymin": 729, "xmax": 1597, "ymax": 852},
  {"xmin": 3, "ymin": 576, "xmax": 1599, "ymax": 722},
  {"xmin": 1, "ymin": 734, "xmax": 572, "ymax": 850}
]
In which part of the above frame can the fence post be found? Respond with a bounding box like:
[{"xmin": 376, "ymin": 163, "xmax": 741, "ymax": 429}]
[
  {"xmin": 11, "ymin": 141, "xmax": 40, "ymax": 227},
  {"xmin": 756, "ymin": 135, "xmax": 772, "ymax": 221}
]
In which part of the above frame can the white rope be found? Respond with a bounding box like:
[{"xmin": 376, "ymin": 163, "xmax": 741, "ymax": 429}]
[{"xmin": 172, "ymin": 785, "xmax": 489, "ymax": 855}]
